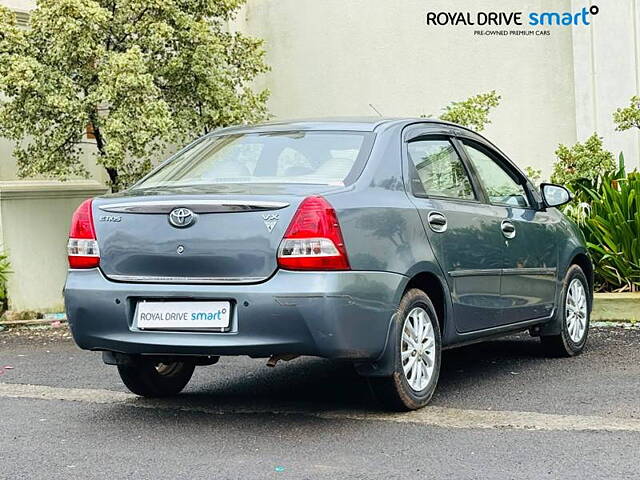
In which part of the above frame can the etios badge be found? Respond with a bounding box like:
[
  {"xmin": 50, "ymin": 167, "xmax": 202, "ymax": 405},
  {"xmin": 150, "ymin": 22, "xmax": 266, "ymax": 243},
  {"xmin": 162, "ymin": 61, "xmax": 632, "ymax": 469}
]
[{"xmin": 169, "ymin": 207, "xmax": 196, "ymax": 228}]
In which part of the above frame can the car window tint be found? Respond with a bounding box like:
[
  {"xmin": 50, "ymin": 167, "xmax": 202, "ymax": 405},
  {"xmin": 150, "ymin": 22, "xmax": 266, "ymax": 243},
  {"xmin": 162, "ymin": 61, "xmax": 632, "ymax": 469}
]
[
  {"xmin": 275, "ymin": 147, "xmax": 314, "ymax": 176},
  {"xmin": 407, "ymin": 139, "xmax": 475, "ymax": 200},
  {"xmin": 135, "ymin": 131, "xmax": 369, "ymax": 188},
  {"xmin": 463, "ymin": 142, "xmax": 530, "ymax": 208},
  {"xmin": 191, "ymin": 142, "xmax": 263, "ymax": 179}
]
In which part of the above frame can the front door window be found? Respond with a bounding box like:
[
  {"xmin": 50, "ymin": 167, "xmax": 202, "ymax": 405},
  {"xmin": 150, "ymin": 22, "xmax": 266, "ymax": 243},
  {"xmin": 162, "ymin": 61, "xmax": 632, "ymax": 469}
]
[{"xmin": 462, "ymin": 141, "xmax": 530, "ymax": 208}]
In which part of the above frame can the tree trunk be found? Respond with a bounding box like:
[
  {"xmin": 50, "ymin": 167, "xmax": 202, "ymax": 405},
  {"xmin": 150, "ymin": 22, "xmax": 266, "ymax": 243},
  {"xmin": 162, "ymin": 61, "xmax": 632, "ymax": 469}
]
[
  {"xmin": 105, "ymin": 167, "xmax": 119, "ymax": 189},
  {"xmin": 90, "ymin": 120, "xmax": 119, "ymax": 191}
]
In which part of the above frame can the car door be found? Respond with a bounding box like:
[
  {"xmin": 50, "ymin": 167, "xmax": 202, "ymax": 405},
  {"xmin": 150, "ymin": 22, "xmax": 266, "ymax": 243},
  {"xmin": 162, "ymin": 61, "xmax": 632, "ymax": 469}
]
[
  {"xmin": 403, "ymin": 129, "xmax": 506, "ymax": 332},
  {"xmin": 459, "ymin": 137, "xmax": 558, "ymax": 324}
]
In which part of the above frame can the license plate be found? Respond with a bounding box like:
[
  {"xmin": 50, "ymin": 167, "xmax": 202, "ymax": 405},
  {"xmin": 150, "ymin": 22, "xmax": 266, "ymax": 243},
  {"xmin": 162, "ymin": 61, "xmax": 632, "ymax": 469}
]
[{"xmin": 136, "ymin": 301, "xmax": 231, "ymax": 330}]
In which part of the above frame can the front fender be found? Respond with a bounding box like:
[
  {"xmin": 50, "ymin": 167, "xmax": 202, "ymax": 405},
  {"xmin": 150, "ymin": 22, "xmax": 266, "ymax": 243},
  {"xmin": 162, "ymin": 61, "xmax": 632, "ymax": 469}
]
[{"xmin": 540, "ymin": 213, "xmax": 592, "ymax": 335}]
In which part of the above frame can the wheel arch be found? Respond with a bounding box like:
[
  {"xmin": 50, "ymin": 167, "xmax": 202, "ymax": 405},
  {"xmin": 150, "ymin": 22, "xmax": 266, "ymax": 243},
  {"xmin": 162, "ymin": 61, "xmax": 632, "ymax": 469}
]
[
  {"xmin": 569, "ymin": 252, "xmax": 594, "ymax": 307},
  {"xmin": 355, "ymin": 265, "xmax": 452, "ymax": 378},
  {"xmin": 402, "ymin": 270, "xmax": 449, "ymax": 339},
  {"xmin": 541, "ymin": 248, "xmax": 594, "ymax": 337}
]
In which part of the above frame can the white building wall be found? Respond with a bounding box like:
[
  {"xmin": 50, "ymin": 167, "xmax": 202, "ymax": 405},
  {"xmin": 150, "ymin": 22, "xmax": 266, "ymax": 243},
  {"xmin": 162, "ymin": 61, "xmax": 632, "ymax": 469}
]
[
  {"xmin": 239, "ymin": 0, "xmax": 579, "ymax": 177},
  {"xmin": 1, "ymin": 0, "xmax": 33, "ymax": 10},
  {"xmin": 2, "ymin": 0, "xmax": 638, "ymax": 178},
  {"xmin": 572, "ymin": 0, "xmax": 640, "ymax": 169}
]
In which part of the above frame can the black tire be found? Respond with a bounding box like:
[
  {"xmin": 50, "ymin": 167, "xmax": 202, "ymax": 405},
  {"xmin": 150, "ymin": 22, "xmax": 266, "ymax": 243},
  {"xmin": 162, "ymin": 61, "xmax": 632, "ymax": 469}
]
[
  {"xmin": 117, "ymin": 358, "xmax": 195, "ymax": 397},
  {"xmin": 369, "ymin": 289, "xmax": 442, "ymax": 411},
  {"xmin": 541, "ymin": 265, "xmax": 591, "ymax": 357}
]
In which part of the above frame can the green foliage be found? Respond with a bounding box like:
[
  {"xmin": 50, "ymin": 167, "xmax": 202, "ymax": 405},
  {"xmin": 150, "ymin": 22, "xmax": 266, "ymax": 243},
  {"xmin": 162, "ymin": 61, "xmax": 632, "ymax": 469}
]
[
  {"xmin": 438, "ymin": 91, "xmax": 501, "ymax": 131},
  {"xmin": 613, "ymin": 95, "xmax": 640, "ymax": 131},
  {"xmin": 0, "ymin": 251, "xmax": 11, "ymax": 305},
  {"xmin": 0, "ymin": 1, "xmax": 269, "ymax": 190},
  {"xmin": 550, "ymin": 134, "xmax": 615, "ymax": 190},
  {"xmin": 572, "ymin": 169, "xmax": 640, "ymax": 292},
  {"xmin": 524, "ymin": 166, "xmax": 542, "ymax": 185}
]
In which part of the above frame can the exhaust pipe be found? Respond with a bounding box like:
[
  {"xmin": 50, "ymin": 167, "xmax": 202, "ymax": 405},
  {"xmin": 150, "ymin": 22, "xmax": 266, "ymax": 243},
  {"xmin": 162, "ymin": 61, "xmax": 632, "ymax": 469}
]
[{"xmin": 266, "ymin": 354, "xmax": 299, "ymax": 368}]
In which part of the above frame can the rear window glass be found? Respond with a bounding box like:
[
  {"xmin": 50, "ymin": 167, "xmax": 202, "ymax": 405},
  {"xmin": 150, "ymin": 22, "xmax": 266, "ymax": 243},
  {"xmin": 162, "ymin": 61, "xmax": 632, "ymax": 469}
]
[{"xmin": 135, "ymin": 131, "xmax": 373, "ymax": 188}]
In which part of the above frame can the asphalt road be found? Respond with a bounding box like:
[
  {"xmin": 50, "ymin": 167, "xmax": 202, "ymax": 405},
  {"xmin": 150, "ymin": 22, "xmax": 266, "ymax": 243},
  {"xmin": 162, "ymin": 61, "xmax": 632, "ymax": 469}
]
[{"xmin": 1, "ymin": 326, "xmax": 639, "ymax": 479}]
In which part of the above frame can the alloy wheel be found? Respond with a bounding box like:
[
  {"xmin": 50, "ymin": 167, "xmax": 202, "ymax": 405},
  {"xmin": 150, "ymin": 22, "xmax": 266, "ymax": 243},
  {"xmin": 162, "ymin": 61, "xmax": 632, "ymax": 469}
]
[
  {"xmin": 566, "ymin": 278, "xmax": 588, "ymax": 343},
  {"xmin": 401, "ymin": 307, "xmax": 436, "ymax": 391}
]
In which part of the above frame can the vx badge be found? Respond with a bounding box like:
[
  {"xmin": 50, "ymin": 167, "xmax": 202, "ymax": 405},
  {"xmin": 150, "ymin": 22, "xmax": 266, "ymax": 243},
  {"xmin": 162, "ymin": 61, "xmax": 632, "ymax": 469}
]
[{"xmin": 262, "ymin": 213, "xmax": 279, "ymax": 232}]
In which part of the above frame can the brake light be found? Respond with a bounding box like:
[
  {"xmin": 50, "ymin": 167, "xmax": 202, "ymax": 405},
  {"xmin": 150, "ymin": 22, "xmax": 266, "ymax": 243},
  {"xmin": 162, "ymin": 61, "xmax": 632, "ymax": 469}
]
[
  {"xmin": 67, "ymin": 198, "xmax": 100, "ymax": 268},
  {"xmin": 277, "ymin": 196, "xmax": 350, "ymax": 270}
]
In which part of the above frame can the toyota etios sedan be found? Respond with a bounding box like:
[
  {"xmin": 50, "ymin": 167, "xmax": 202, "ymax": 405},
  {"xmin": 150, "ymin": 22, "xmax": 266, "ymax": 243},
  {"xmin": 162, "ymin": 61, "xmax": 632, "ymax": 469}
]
[{"xmin": 64, "ymin": 118, "xmax": 592, "ymax": 411}]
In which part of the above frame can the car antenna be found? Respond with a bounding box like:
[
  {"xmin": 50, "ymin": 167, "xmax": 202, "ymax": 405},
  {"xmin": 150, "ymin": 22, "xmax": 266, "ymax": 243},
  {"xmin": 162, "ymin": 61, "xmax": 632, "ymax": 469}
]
[{"xmin": 369, "ymin": 103, "xmax": 383, "ymax": 117}]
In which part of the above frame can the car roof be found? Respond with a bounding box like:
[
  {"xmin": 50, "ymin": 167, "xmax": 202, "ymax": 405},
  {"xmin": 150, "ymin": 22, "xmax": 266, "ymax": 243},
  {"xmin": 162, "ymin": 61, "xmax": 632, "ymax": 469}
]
[
  {"xmin": 210, "ymin": 117, "xmax": 506, "ymax": 164},
  {"xmin": 211, "ymin": 117, "xmax": 528, "ymax": 183},
  {"xmin": 212, "ymin": 117, "xmax": 459, "ymax": 134}
]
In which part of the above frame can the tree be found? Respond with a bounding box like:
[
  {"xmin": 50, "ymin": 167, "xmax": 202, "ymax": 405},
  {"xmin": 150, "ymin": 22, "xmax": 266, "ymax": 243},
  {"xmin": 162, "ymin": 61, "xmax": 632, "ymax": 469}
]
[
  {"xmin": 0, "ymin": 0, "xmax": 269, "ymax": 190},
  {"xmin": 438, "ymin": 90, "xmax": 501, "ymax": 131},
  {"xmin": 613, "ymin": 95, "xmax": 640, "ymax": 131},
  {"xmin": 550, "ymin": 134, "xmax": 615, "ymax": 187}
]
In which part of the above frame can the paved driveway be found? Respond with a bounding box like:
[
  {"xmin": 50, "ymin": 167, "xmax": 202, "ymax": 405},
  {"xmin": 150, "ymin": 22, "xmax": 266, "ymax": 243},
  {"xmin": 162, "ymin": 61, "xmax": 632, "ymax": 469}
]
[{"xmin": 1, "ymin": 327, "xmax": 639, "ymax": 479}]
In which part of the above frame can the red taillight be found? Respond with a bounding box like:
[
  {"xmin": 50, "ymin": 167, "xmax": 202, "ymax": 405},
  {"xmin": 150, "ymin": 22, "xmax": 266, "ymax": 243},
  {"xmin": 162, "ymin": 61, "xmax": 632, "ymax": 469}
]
[
  {"xmin": 67, "ymin": 198, "xmax": 100, "ymax": 269},
  {"xmin": 277, "ymin": 196, "xmax": 350, "ymax": 270}
]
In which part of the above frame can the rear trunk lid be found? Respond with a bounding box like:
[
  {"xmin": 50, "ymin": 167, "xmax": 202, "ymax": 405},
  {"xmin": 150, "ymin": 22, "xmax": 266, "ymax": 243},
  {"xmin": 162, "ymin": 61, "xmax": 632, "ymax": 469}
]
[{"xmin": 92, "ymin": 184, "xmax": 342, "ymax": 283}]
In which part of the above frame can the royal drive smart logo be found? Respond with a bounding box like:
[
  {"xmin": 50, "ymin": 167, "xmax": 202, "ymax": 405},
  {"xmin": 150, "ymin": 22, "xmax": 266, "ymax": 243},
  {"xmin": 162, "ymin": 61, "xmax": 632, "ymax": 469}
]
[{"xmin": 425, "ymin": 4, "xmax": 599, "ymax": 37}]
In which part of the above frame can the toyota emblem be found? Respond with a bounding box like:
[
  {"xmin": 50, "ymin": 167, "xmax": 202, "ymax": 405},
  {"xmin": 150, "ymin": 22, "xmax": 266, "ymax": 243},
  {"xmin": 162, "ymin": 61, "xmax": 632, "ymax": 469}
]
[{"xmin": 168, "ymin": 207, "xmax": 196, "ymax": 228}]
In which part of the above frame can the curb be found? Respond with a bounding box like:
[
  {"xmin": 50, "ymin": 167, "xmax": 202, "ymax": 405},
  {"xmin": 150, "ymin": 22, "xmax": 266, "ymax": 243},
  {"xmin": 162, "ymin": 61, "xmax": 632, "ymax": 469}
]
[{"xmin": 592, "ymin": 293, "xmax": 640, "ymax": 323}]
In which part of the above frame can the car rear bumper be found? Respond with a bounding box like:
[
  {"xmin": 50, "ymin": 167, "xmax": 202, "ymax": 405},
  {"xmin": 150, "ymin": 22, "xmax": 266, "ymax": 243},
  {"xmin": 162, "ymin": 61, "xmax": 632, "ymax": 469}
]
[{"xmin": 64, "ymin": 269, "xmax": 405, "ymax": 360}]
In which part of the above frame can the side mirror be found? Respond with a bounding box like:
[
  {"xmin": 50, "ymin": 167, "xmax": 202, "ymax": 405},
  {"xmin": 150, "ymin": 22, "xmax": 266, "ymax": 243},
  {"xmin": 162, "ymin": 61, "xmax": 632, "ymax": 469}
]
[{"xmin": 540, "ymin": 183, "xmax": 571, "ymax": 208}]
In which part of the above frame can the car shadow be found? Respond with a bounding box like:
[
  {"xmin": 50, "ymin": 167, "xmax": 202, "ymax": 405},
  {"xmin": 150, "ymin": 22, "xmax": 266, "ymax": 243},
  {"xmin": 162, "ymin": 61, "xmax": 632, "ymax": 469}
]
[{"xmin": 131, "ymin": 332, "xmax": 550, "ymax": 412}]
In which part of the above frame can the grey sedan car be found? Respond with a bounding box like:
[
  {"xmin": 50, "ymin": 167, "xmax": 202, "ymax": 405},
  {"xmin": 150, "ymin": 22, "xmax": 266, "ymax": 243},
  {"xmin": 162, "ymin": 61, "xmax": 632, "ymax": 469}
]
[{"xmin": 64, "ymin": 118, "xmax": 593, "ymax": 410}]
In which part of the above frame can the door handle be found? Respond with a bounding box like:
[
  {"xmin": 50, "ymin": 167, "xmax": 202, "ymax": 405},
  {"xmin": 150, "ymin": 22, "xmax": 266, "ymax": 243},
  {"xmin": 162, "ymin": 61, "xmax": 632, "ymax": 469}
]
[
  {"xmin": 427, "ymin": 211, "xmax": 448, "ymax": 233},
  {"xmin": 501, "ymin": 220, "xmax": 516, "ymax": 239}
]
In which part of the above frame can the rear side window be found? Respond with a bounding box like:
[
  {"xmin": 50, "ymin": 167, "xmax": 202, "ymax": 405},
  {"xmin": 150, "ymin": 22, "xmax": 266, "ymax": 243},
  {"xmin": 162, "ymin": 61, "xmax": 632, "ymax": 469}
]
[
  {"xmin": 135, "ymin": 131, "xmax": 373, "ymax": 188},
  {"xmin": 462, "ymin": 141, "xmax": 530, "ymax": 208},
  {"xmin": 407, "ymin": 139, "xmax": 476, "ymax": 200}
]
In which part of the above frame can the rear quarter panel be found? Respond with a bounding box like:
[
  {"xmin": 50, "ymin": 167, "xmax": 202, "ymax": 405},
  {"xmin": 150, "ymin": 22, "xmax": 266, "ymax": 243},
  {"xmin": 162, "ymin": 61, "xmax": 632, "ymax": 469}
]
[{"xmin": 325, "ymin": 124, "xmax": 449, "ymax": 318}]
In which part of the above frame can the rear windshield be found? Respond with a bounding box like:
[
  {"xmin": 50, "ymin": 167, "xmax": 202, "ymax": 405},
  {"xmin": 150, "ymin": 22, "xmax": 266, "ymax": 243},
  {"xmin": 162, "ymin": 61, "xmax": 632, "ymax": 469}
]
[{"xmin": 135, "ymin": 131, "xmax": 374, "ymax": 188}]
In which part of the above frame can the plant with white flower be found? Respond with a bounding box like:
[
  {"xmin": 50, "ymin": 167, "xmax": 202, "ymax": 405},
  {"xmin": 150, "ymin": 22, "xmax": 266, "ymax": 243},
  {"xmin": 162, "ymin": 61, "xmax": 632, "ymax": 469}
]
[{"xmin": 563, "ymin": 201, "xmax": 592, "ymax": 225}]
